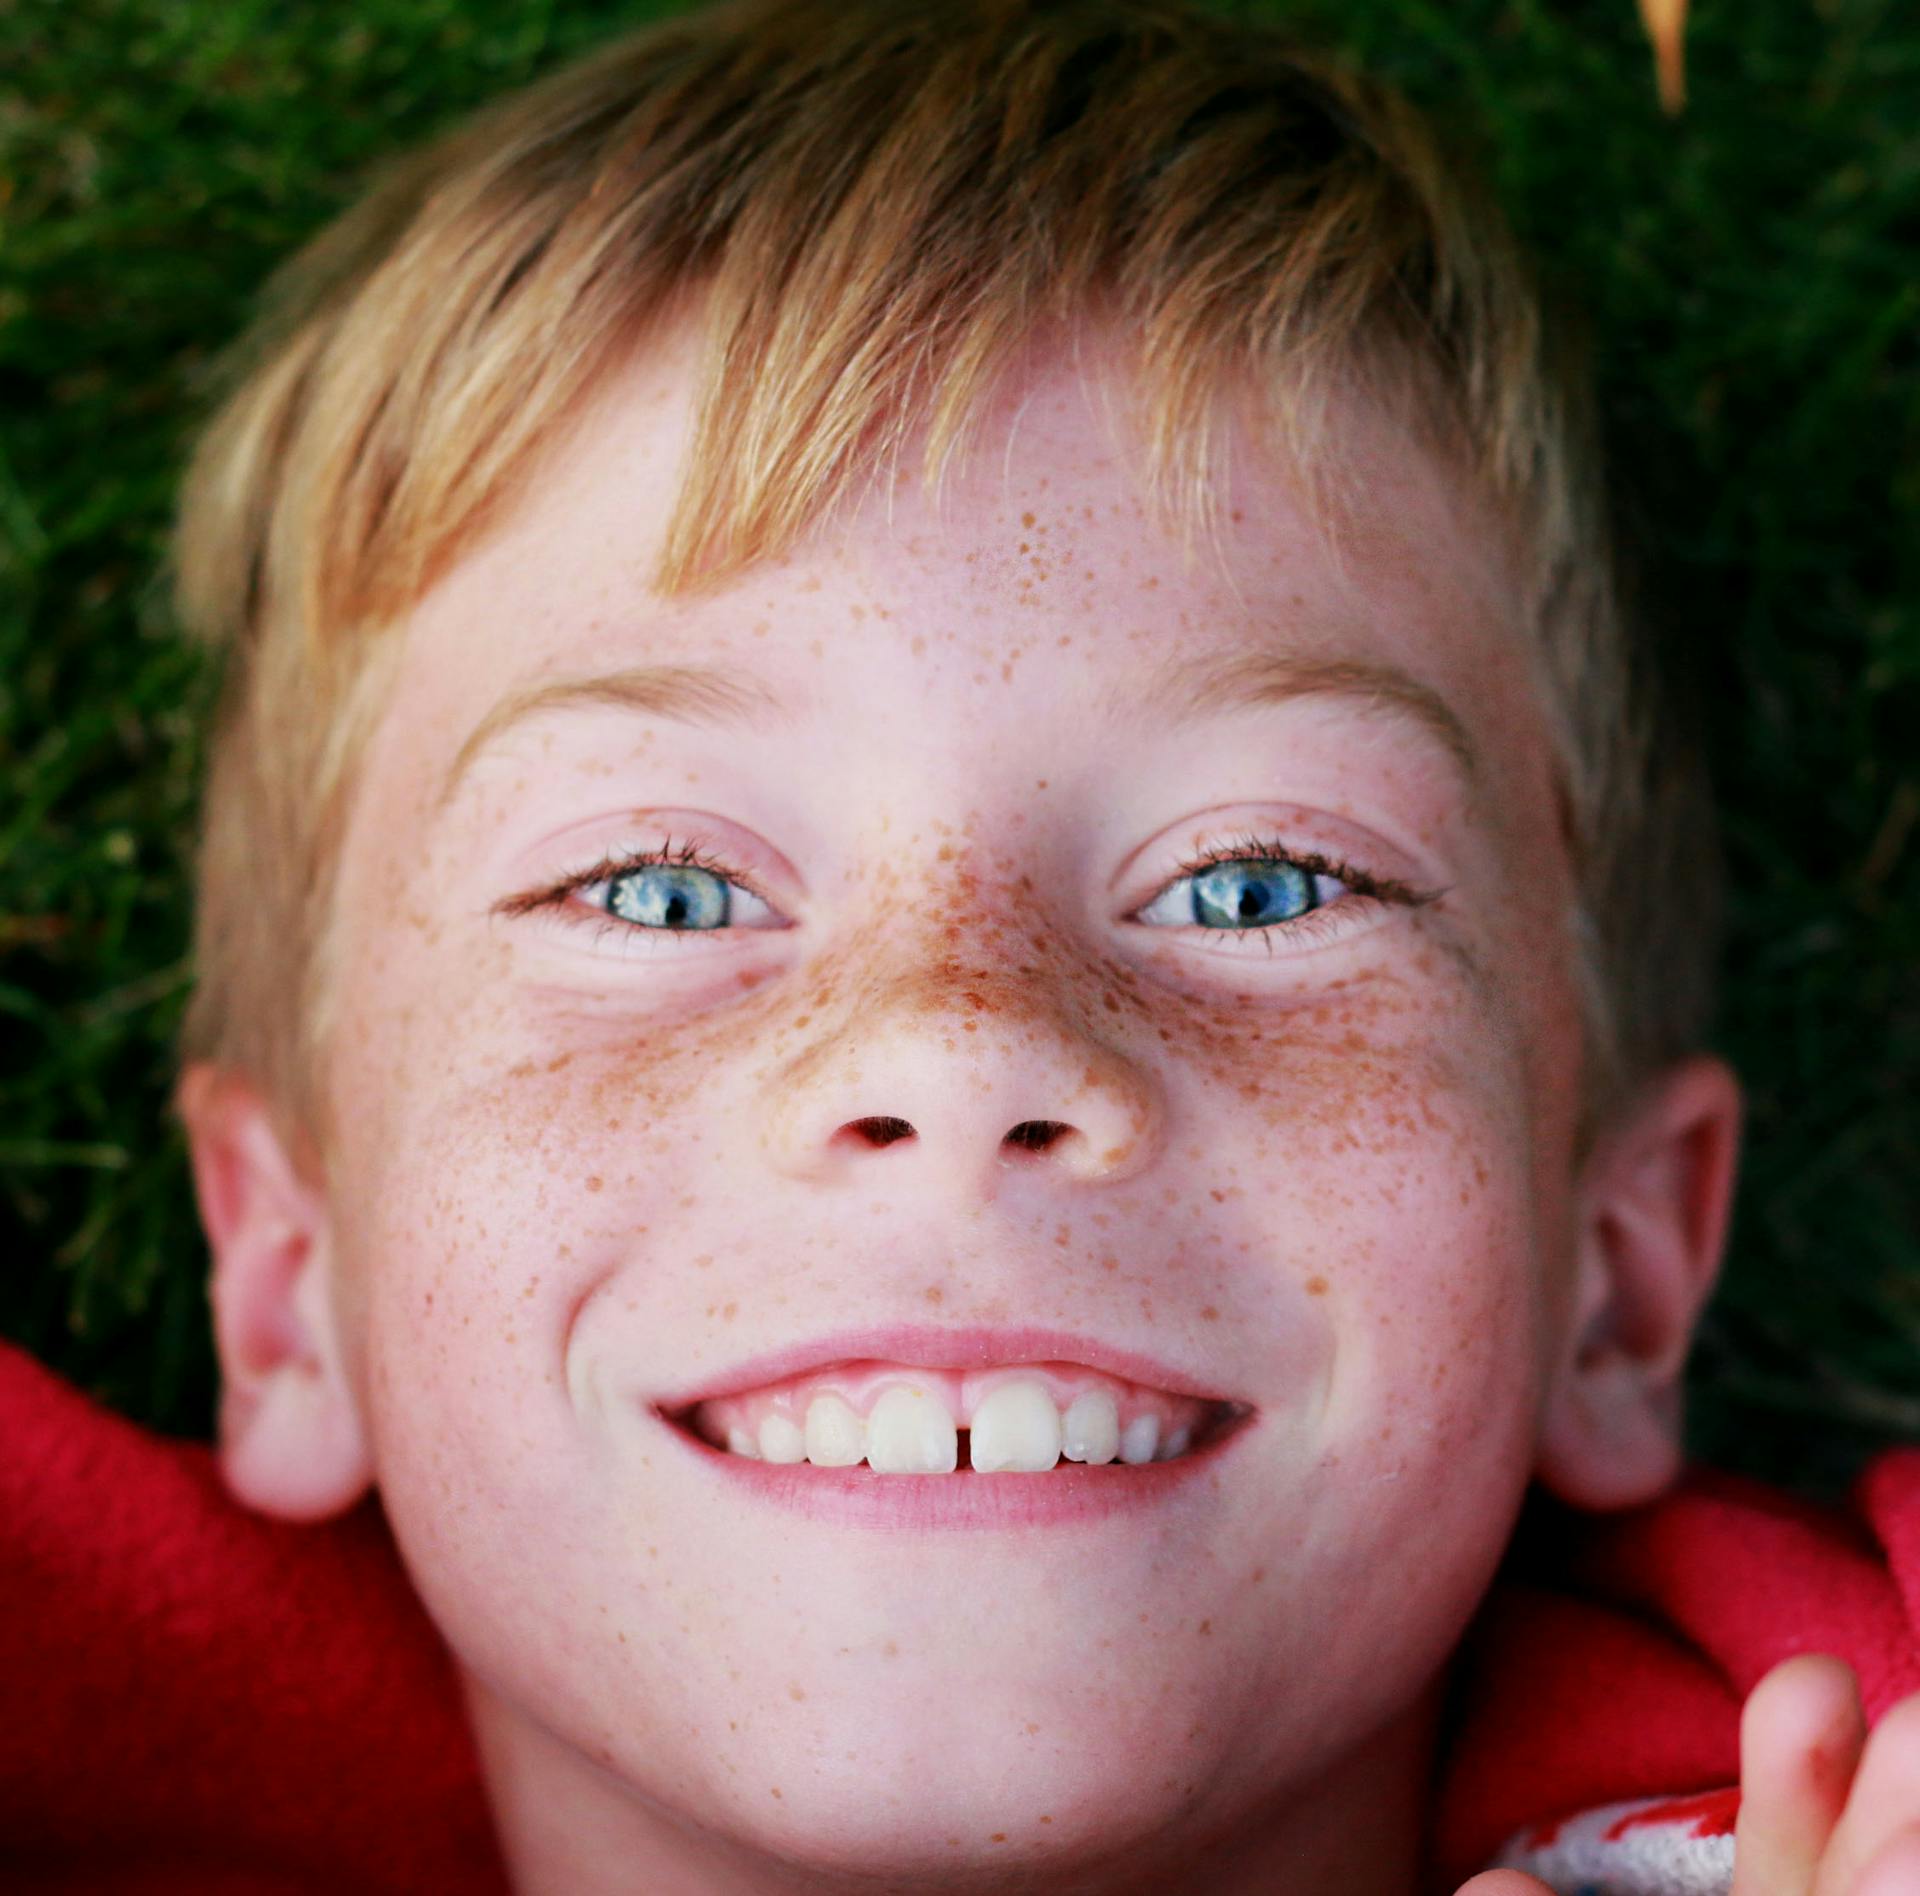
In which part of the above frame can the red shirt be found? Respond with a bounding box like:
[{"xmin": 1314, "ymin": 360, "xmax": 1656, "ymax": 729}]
[{"xmin": 4, "ymin": 1337, "xmax": 1916, "ymax": 1894}]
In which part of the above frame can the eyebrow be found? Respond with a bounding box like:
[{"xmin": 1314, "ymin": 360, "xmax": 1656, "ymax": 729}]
[
  {"xmin": 437, "ymin": 663, "xmax": 798, "ymax": 810},
  {"xmin": 439, "ymin": 645, "xmax": 1478, "ymax": 812},
  {"xmin": 1119, "ymin": 649, "xmax": 1480, "ymax": 789}
]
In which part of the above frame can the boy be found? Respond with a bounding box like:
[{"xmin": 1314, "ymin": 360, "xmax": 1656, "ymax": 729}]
[{"xmin": 11, "ymin": 0, "xmax": 1920, "ymax": 1890}]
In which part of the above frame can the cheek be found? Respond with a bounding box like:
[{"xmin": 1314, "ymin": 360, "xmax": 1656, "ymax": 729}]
[
  {"xmin": 1183, "ymin": 983, "xmax": 1553, "ymax": 1654},
  {"xmin": 1146, "ymin": 959, "xmax": 1553, "ymax": 1467},
  {"xmin": 333, "ymin": 1057, "xmax": 661, "ymax": 1537}
]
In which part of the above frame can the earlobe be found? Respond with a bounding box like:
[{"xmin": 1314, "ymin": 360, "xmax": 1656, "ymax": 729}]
[
  {"xmin": 1534, "ymin": 1054, "xmax": 1743, "ymax": 1512},
  {"xmin": 177, "ymin": 1063, "xmax": 373, "ymax": 1522}
]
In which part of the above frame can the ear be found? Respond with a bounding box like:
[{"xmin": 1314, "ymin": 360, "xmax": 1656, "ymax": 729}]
[
  {"xmin": 1535, "ymin": 1053, "xmax": 1743, "ymax": 1511},
  {"xmin": 176, "ymin": 1063, "xmax": 372, "ymax": 1522}
]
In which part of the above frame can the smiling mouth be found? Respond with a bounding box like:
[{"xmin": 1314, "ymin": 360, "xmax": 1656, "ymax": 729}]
[{"xmin": 659, "ymin": 1359, "xmax": 1253, "ymax": 1474}]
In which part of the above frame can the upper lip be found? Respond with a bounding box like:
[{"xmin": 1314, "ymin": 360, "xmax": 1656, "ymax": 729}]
[{"xmin": 652, "ymin": 1323, "xmax": 1247, "ymax": 1412}]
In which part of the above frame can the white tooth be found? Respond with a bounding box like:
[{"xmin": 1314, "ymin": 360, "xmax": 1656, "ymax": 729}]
[
  {"xmin": 758, "ymin": 1412, "xmax": 807, "ymax": 1463},
  {"xmin": 1119, "ymin": 1414, "xmax": 1161, "ymax": 1465},
  {"xmin": 726, "ymin": 1425, "xmax": 763, "ymax": 1460},
  {"xmin": 864, "ymin": 1385, "xmax": 958, "ymax": 1474},
  {"xmin": 803, "ymin": 1392, "xmax": 868, "ymax": 1467},
  {"xmin": 1157, "ymin": 1423, "xmax": 1192, "ymax": 1461},
  {"xmin": 969, "ymin": 1379, "xmax": 1064, "ymax": 1473},
  {"xmin": 1060, "ymin": 1391, "xmax": 1120, "ymax": 1464}
]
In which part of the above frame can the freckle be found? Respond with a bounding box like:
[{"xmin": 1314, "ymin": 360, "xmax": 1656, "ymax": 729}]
[
  {"xmin": 1198, "ymin": 1619, "xmax": 1212, "ymax": 1635},
  {"xmin": 923, "ymin": 1285, "xmax": 944, "ymax": 1305},
  {"xmin": 788, "ymin": 1684, "xmax": 806, "ymax": 1700},
  {"xmin": 1100, "ymin": 1254, "xmax": 1118, "ymax": 1271},
  {"xmin": 990, "ymin": 1833, "xmax": 1007, "ymax": 1843},
  {"xmin": 883, "ymin": 1640, "xmax": 898, "ymax": 1656},
  {"xmin": 1250, "ymin": 1566, "xmax": 1266, "ymax": 1584},
  {"xmin": 586, "ymin": 1176, "xmax": 603, "ymax": 1193},
  {"xmin": 1021, "ymin": 511, "xmax": 1036, "ymax": 527},
  {"xmin": 695, "ymin": 1254, "xmax": 713, "ymax": 1268},
  {"xmin": 1200, "ymin": 1306, "xmax": 1218, "ymax": 1321},
  {"xmin": 911, "ymin": 635, "xmax": 926, "ymax": 656},
  {"xmin": 1306, "ymin": 1275, "xmax": 1328, "ymax": 1295},
  {"xmin": 546, "ymin": 1051, "xmax": 574, "ymax": 1073},
  {"xmin": 770, "ymin": 1788, "xmax": 782, "ymax": 1799},
  {"xmin": 722, "ymin": 1301, "xmax": 738, "ymax": 1321}
]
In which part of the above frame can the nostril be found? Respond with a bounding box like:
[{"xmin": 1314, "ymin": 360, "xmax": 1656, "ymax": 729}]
[
  {"xmin": 1005, "ymin": 1119, "xmax": 1071, "ymax": 1154},
  {"xmin": 847, "ymin": 1115, "xmax": 915, "ymax": 1148}
]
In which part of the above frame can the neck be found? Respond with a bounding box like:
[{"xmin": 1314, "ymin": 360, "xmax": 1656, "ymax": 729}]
[{"xmin": 463, "ymin": 1668, "xmax": 1447, "ymax": 1896}]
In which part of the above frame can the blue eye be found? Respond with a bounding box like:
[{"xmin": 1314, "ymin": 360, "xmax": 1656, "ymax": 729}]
[
  {"xmin": 507, "ymin": 830, "xmax": 1420, "ymax": 954},
  {"xmin": 555, "ymin": 841, "xmax": 781, "ymax": 935},
  {"xmin": 606, "ymin": 862, "xmax": 732, "ymax": 929},
  {"xmin": 595, "ymin": 860, "xmax": 780, "ymax": 931},
  {"xmin": 1135, "ymin": 849, "xmax": 1354, "ymax": 933},
  {"xmin": 1188, "ymin": 858, "xmax": 1317, "ymax": 927}
]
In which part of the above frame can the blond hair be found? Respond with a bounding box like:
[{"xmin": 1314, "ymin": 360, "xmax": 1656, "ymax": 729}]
[{"xmin": 173, "ymin": 0, "xmax": 1717, "ymax": 1144}]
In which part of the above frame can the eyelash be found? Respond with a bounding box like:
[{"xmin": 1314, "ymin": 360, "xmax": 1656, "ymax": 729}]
[{"xmin": 500, "ymin": 828, "xmax": 1438, "ymax": 956}]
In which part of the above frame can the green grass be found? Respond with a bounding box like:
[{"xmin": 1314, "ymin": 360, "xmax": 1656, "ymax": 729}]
[{"xmin": 2, "ymin": 0, "xmax": 1915, "ymax": 1501}]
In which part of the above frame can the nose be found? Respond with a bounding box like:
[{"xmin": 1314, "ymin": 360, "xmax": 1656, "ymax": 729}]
[{"xmin": 755, "ymin": 964, "xmax": 1163, "ymax": 1209}]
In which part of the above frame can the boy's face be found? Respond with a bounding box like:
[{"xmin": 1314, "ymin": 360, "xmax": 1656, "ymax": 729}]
[{"xmin": 312, "ymin": 328, "xmax": 1588, "ymax": 1877}]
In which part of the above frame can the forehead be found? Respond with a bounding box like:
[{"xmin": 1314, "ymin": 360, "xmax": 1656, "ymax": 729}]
[{"xmin": 375, "ymin": 323, "xmax": 1547, "ymax": 822}]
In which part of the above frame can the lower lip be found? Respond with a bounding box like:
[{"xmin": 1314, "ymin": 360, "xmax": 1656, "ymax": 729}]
[{"xmin": 654, "ymin": 1408, "xmax": 1255, "ymax": 1531}]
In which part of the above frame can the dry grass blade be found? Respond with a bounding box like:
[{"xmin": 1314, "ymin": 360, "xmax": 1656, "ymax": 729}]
[{"xmin": 1637, "ymin": 0, "xmax": 1690, "ymax": 113}]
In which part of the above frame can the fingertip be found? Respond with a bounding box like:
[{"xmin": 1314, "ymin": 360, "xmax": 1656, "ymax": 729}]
[
  {"xmin": 1731, "ymin": 1657, "xmax": 1867, "ymax": 1894},
  {"xmin": 1743, "ymin": 1653, "xmax": 1866, "ymax": 1789}
]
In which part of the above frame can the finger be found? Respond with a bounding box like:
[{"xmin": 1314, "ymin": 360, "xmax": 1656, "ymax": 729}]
[
  {"xmin": 1730, "ymin": 1655, "xmax": 1866, "ymax": 1896},
  {"xmin": 1452, "ymin": 1874, "xmax": 1559, "ymax": 1895},
  {"xmin": 1817, "ymin": 1693, "xmax": 1920, "ymax": 1896},
  {"xmin": 1854, "ymin": 1822, "xmax": 1920, "ymax": 1896}
]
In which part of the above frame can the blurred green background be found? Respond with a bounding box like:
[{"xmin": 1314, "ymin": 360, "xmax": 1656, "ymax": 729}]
[{"xmin": 1, "ymin": 0, "xmax": 1914, "ymax": 1500}]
